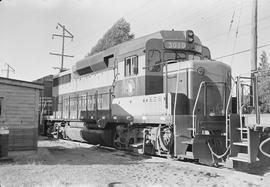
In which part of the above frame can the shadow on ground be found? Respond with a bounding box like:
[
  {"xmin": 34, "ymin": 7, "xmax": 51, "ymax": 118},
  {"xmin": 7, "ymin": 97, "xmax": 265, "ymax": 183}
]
[
  {"xmin": 4, "ymin": 137, "xmax": 270, "ymax": 177},
  {"xmin": 235, "ymin": 160, "xmax": 270, "ymax": 176},
  {"xmin": 5, "ymin": 137, "xmax": 153, "ymax": 166}
]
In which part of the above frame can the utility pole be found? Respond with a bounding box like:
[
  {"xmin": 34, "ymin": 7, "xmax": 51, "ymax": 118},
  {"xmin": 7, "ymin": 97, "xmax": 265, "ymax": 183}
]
[
  {"xmin": 2, "ymin": 63, "xmax": 15, "ymax": 78},
  {"xmin": 250, "ymin": 0, "xmax": 260, "ymax": 124},
  {"xmin": 50, "ymin": 23, "xmax": 74, "ymax": 72}
]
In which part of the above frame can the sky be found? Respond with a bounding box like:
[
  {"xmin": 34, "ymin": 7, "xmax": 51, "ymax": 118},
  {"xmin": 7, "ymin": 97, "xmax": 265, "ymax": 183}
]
[{"xmin": 1, "ymin": 0, "xmax": 270, "ymax": 81}]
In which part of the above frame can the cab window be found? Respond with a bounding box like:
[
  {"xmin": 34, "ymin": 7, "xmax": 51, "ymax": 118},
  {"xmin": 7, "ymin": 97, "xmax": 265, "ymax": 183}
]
[
  {"xmin": 188, "ymin": 54, "xmax": 201, "ymax": 60},
  {"xmin": 148, "ymin": 50, "xmax": 161, "ymax": 72},
  {"xmin": 125, "ymin": 56, "xmax": 138, "ymax": 76}
]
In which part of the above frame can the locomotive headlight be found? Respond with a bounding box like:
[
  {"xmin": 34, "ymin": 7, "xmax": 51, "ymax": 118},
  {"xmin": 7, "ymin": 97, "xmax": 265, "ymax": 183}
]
[
  {"xmin": 187, "ymin": 30, "xmax": 194, "ymax": 37},
  {"xmin": 188, "ymin": 37, "xmax": 194, "ymax": 43},
  {"xmin": 186, "ymin": 30, "xmax": 194, "ymax": 43}
]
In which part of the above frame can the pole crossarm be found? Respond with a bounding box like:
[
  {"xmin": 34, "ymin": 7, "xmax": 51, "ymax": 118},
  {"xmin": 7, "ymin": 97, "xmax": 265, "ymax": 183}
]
[
  {"xmin": 57, "ymin": 23, "xmax": 74, "ymax": 38},
  {"xmin": 52, "ymin": 34, "xmax": 73, "ymax": 39},
  {"xmin": 49, "ymin": 52, "xmax": 74, "ymax": 58}
]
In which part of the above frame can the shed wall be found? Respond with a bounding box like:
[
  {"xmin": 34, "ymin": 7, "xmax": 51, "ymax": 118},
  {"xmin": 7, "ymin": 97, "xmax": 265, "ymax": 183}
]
[{"xmin": 0, "ymin": 84, "xmax": 39, "ymax": 150}]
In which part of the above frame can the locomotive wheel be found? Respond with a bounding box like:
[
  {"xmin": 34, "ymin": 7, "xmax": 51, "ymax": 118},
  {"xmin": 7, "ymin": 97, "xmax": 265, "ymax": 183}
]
[
  {"xmin": 113, "ymin": 130, "xmax": 127, "ymax": 149},
  {"xmin": 159, "ymin": 126, "xmax": 173, "ymax": 152}
]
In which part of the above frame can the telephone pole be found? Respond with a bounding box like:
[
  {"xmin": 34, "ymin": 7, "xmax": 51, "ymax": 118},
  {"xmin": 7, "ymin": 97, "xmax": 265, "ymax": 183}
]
[
  {"xmin": 2, "ymin": 63, "xmax": 15, "ymax": 78},
  {"xmin": 50, "ymin": 23, "xmax": 74, "ymax": 72},
  {"xmin": 250, "ymin": 0, "xmax": 259, "ymax": 124}
]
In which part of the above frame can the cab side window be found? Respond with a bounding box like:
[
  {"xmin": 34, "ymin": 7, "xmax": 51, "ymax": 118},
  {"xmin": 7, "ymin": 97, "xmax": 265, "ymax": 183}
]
[
  {"xmin": 148, "ymin": 50, "xmax": 161, "ymax": 72},
  {"xmin": 125, "ymin": 56, "xmax": 138, "ymax": 76}
]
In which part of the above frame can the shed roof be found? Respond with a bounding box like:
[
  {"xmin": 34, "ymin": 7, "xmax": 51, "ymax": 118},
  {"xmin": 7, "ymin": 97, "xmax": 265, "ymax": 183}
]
[{"xmin": 0, "ymin": 77, "xmax": 43, "ymax": 90}]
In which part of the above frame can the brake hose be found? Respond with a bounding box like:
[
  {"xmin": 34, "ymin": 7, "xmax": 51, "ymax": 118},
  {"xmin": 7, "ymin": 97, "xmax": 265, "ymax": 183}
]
[{"xmin": 207, "ymin": 142, "xmax": 231, "ymax": 159}]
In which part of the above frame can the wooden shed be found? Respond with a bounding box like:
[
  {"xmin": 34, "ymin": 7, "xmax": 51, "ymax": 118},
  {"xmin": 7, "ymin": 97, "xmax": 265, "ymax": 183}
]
[{"xmin": 0, "ymin": 77, "xmax": 43, "ymax": 150}]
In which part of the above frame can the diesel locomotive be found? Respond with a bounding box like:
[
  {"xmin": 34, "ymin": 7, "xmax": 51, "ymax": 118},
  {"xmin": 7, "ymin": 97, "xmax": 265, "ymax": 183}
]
[{"xmin": 40, "ymin": 30, "xmax": 270, "ymax": 167}]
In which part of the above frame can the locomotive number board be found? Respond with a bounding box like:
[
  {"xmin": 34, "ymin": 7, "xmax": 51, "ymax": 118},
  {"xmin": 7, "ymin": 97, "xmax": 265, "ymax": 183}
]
[{"xmin": 163, "ymin": 41, "xmax": 186, "ymax": 50}]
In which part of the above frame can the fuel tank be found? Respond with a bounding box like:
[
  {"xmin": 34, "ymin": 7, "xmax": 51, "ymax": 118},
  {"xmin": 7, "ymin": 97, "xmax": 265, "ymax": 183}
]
[{"xmin": 65, "ymin": 126, "xmax": 113, "ymax": 146}]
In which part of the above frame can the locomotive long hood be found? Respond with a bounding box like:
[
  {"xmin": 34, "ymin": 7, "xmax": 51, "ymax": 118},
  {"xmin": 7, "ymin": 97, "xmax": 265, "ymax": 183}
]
[{"xmin": 73, "ymin": 30, "xmax": 202, "ymax": 73}]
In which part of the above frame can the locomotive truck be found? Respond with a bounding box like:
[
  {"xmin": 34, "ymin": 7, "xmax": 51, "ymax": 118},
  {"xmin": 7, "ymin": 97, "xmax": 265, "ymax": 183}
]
[{"xmin": 39, "ymin": 30, "xmax": 270, "ymax": 168}]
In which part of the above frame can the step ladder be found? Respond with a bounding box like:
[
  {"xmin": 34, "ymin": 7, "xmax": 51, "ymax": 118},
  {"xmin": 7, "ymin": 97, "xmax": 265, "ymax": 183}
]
[
  {"xmin": 228, "ymin": 114, "xmax": 260, "ymax": 165},
  {"xmin": 179, "ymin": 138, "xmax": 194, "ymax": 159},
  {"xmin": 231, "ymin": 127, "xmax": 260, "ymax": 163}
]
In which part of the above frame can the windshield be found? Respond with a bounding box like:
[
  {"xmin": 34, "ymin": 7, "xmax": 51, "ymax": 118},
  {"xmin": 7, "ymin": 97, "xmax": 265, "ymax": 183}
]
[
  {"xmin": 164, "ymin": 52, "xmax": 186, "ymax": 62},
  {"xmin": 164, "ymin": 52, "xmax": 202, "ymax": 63},
  {"xmin": 148, "ymin": 50, "xmax": 204, "ymax": 72}
]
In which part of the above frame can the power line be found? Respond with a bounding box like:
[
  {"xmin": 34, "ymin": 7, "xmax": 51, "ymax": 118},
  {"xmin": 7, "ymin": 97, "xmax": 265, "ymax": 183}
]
[
  {"xmin": 181, "ymin": 0, "xmax": 250, "ymax": 32},
  {"xmin": 50, "ymin": 23, "xmax": 74, "ymax": 72},
  {"xmin": 205, "ymin": 14, "xmax": 270, "ymax": 43},
  {"xmin": 229, "ymin": 0, "xmax": 244, "ymax": 66},
  {"xmin": 66, "ymin": 0, "xmax": 270, "ymax": 61},
  {"xmin": 67, "ymin": 1, "xmax": 256, "ymax": 50},
  {"xmin": 228, "ymin": 11, "xmax": 236, "ymax": 33},
  {"xmin": 214, "ymin": 43, "xmax": 270, "ymax": 60},
  {"xmin": 123, "ymin": 0, "xmax": 154, "ymax": 20},
  {"xmin": 223, "ymin": 10, "xmax": 236, "ymax": 59}
]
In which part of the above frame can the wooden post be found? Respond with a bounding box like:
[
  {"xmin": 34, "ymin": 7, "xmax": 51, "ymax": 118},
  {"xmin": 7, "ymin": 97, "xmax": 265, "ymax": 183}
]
[
  {"xmin": 250, "ymin": 0, "xmax": 260, "ymax": 124},
  {"xmin": 61, "ymin": 25, "xmax": 65, "ymax": 72},
  {"xmin": 250, "ymin": 0, "xmax": 258, "ymax": 72}
]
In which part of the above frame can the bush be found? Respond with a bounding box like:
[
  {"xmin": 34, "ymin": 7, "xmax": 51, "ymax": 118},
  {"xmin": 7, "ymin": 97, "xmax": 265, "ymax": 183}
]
[{"xmin": 87, "ymin": 18, "xmax": 134, "ymax": 56}]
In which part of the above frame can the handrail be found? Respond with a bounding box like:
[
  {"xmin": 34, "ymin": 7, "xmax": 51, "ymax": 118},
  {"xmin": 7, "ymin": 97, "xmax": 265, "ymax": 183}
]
[
  {"xmin": 112, "ymin": 72, "xmax": 119, "ymax": 88},
  {"xmin": 173, "ymin": 62, "xmax": 181, "ymax": 126},
  {"xmin": 111, "ymin": 62, "xmax": 119, "ymax": 92},
  {"xmin": 192, "ymin": 81, "xmax": 205, "ymax": 137},
  {"xmin": 259, "ymin": 137, "xmax": 270, "ymax": 158},
  {"xmin": 225, "ymin": 79, "xmax": 234, "ymax": 147},
  {"xmin": 239, "ymin": 104, "xmax": 246, "ymax": 140}
]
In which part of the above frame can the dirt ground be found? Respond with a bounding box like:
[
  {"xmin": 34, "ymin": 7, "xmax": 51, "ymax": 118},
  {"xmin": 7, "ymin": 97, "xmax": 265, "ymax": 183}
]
[{"xmin": 0, "ymin": 137, "xmax": 269, "ymax": 187}]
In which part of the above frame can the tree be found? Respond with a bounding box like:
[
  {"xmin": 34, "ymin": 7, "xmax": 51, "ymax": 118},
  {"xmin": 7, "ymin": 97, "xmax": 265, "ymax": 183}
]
[
  {"xmin": 258, "ymin": 51, "xmax": 270, "ymax": 113},
  {"xmin": 258, "ymin": 51, "xmax": 269, "ymax": 71},
  {"xmin": 87, "ymin": 18, "xmax": 134, "ymax": 56}
]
